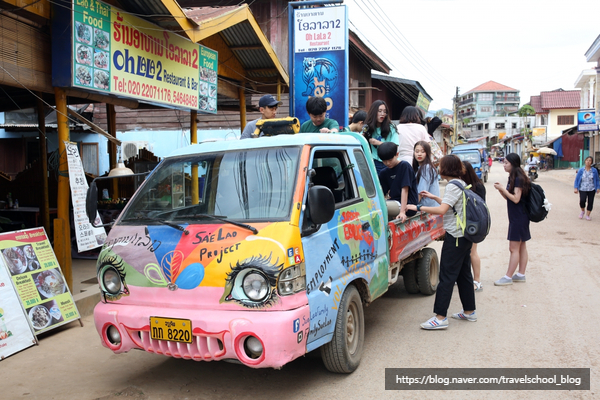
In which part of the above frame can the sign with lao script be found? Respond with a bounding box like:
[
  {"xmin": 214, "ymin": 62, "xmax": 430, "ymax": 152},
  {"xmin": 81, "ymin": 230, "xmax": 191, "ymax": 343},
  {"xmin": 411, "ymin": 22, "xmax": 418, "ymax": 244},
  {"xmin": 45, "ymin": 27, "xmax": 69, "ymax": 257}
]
[
  {"xmin": 0, "ymin": 228, "xmax": 81, "ymax": 336},
  {"xmin": 290, "ymin": 5, "xmax": 348, "ymax": 128},
  {"xmin": 54, "ymin": 0, "xmax": 218, "ymax": 112},
  {"xmin": 65, "ymin": 141, "xmax": 107, "ymax": 253}
]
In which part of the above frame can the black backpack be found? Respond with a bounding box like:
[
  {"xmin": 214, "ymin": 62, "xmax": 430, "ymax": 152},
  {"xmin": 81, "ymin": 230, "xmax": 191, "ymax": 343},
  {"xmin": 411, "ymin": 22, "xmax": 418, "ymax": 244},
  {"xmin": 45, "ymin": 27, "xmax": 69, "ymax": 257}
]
[
  {"xmin": 449, "ymin": 181, "xmax": 491, "ymax": 243},
  {"xmin": 523, "ymin": 182, "xmax": 549, "ymax": 222}
]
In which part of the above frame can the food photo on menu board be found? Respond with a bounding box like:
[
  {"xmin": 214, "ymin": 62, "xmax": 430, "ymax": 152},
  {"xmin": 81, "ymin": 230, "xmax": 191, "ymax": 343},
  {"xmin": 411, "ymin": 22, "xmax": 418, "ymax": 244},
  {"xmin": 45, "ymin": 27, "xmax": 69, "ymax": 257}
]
[
  {"xmin": 32, "ymin": 268, "xmax": 66, "ymax": 300},
  {"xmin": 26, "ymin": 300, "xmax": 64, "ymax": 332},
  {"xmin": 2, "ymin": 245, "xmax": 41, "ymax": 276}
]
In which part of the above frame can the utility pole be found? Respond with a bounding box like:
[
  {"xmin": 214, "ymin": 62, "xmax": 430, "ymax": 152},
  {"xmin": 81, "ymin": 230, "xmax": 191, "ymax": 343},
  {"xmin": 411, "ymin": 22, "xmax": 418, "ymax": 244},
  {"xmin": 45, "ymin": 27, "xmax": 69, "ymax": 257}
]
[{"xmin": 453, "ymin": 86, "xmax": 459, "ymax": 145}]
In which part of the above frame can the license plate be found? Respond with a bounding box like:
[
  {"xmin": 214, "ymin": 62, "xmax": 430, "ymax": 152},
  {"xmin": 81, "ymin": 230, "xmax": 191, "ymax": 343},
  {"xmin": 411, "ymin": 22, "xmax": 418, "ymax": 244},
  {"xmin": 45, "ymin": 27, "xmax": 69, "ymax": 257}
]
[{"xmin": 150, "ymin": 317, "xmax": 192, "ymax": 343}]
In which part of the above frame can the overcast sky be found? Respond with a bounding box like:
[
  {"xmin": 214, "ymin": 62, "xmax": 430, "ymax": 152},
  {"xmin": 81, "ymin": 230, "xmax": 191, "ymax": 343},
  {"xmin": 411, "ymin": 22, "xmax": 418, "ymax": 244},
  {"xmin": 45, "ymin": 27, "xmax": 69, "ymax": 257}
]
[{"xmin": 345, "ymin": 0, "xmax": 599, "ymax": 111}]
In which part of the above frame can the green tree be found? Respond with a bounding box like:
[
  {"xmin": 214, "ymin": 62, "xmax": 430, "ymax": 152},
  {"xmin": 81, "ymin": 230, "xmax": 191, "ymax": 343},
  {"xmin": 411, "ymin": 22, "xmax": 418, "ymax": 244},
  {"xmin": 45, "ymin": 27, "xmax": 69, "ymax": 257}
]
[
  {"xmin": 518, "ymin": 105, "xmax": 535, "ymax": 117},
  {"xmin": 435, "ymin": 110, "xmax": 444, "ymax": 118}
]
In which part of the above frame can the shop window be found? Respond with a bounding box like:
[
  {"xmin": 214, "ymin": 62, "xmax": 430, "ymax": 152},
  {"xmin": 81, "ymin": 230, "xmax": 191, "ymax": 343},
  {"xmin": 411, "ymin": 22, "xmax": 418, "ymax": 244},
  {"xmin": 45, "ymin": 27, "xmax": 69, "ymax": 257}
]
[
  {"xmin": 557, "ymin": 115, "xmax": 574, "ymax": 125},
  {"xmin": 495, "ymin": 123, "xmax": 505, "ymax": 129}
]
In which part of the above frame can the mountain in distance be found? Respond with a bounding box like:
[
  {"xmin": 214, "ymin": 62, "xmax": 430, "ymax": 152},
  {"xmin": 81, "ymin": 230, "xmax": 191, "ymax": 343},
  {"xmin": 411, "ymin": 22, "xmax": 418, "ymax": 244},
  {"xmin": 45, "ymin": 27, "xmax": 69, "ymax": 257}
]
[{"xmin": 426, "ymin": 108, "xmax": 453, "ymax": 118}]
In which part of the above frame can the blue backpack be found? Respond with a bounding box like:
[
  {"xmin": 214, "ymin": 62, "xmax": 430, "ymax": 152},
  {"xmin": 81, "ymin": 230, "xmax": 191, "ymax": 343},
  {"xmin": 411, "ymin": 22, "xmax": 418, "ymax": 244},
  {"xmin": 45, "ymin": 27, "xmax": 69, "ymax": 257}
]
[{"xmin": 449, "ymin": 181, "xmax": 491, "ymax": 243}]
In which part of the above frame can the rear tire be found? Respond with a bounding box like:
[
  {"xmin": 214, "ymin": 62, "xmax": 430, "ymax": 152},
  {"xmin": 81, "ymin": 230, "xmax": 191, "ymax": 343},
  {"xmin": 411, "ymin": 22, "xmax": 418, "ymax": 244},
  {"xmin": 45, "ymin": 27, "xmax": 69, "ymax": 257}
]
[
  {"xmin": 321, "ymin": 285, "xmax": 364, "ymax": 373},
  {"xmin": 416, "ymin": 248, "xmax": 439, "ymax": 295},
  {"xmin": 402, "ymin": 261, "xmax": 419, "ymax": 294}
]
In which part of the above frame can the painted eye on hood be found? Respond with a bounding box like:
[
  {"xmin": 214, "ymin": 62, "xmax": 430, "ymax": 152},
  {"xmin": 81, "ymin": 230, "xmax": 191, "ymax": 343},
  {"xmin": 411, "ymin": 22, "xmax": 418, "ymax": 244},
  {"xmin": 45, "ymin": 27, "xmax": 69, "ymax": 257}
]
[
  {"xmin": 220, "ymin": 254, "xmax": 283, "ymax": 308},
  {"xmin": 98, "ymin": 252, "xmax": 130, "ymax": 301}
]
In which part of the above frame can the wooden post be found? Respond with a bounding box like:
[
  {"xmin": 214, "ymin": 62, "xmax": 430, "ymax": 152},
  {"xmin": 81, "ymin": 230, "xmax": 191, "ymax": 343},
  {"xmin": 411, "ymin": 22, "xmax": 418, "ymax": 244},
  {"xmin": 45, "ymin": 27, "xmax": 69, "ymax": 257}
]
[
  {"xmin": 239, "ymin": 86, "xmax": 246, "ymax": 132},
  {"xmin": 190, "ymin": 110, "xmax": 199, "ymax": 205},
  {"xmin": 277, "ymin": 79, "xmax": 281, "ymax": 101},
  {"xmin": 36, "ymin": 94, "xmax": 50, "ymax": 235},
  {"xmin": 106, "ymin": 104, "xmax": 119, "ymax": 199},
  {"xmin": 53, "ymin": 87, "xmax": 72, "ymax": 291}
]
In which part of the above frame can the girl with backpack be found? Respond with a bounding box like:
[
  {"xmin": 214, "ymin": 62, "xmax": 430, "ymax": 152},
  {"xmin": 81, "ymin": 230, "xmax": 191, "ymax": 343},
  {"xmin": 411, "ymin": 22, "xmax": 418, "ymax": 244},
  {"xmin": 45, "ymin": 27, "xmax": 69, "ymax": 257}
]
[
  {"xmin": 412, "ymin": 141, "xmax": 440, "ymax": 207},
  {"xmin": 493, "ymin": 153, "xmax": 530, "ymax": 286},
  {"xmin": 462, "ymin": 162, "xmax": 486, "ymax": 292},
  {"xmin": 406, "ymin": 155, "xmax": 476, "ymax": 330}
]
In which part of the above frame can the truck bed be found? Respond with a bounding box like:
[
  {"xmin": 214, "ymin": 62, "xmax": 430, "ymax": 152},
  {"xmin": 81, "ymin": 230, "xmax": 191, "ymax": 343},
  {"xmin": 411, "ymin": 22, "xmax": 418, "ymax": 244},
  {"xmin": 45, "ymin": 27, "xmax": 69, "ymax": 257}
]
[{"xmin": 388, "ymin": 212, "xmax": 445, "ymax": 264}]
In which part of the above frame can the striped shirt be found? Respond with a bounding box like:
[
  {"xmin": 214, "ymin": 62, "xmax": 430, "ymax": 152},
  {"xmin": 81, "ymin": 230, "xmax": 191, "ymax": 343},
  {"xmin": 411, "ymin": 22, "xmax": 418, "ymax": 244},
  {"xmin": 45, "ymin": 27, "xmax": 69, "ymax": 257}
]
[{"xmin": 442, "ymin": 179, "xmax": 466, "ymax": 238}]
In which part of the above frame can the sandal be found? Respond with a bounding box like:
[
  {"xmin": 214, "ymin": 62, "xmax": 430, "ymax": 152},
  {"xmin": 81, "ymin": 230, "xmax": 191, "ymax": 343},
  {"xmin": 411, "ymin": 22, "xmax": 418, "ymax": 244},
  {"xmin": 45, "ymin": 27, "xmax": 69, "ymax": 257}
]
[{"xmin": 473, "ymin": 281, "xmax": 483, "ymax": 291}]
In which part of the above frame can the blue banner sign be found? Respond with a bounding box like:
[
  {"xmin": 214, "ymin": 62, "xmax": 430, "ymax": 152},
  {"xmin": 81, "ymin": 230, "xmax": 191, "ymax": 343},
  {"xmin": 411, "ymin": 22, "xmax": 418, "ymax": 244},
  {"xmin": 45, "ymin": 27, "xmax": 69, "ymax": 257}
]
[
  {"xmin": 290, "ymin": 5, "xmax": 348, "ymax": 129},
  {"xmin": 578, "ymin": 109, "xmax": 598, "ymax": 132}
]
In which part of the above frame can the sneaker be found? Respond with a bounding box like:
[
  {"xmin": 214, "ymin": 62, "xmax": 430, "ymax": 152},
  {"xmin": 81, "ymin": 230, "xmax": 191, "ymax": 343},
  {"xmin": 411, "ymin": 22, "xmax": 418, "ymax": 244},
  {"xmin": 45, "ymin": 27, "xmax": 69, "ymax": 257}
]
[
  {"xmin": 473, "ymin": 281, "xmax": 483, "ymax": 291},
  {"xmin": 586, "ymin": 215, "xmax": 591, "ymax": 221},
  {"xmin": 451, "ymin": 310, "xmax": 477, "ymax": 322},
  {"xmin": 420, "ymin": 316, "xmax": 448, "ymax": 330},
  {"xmin": 512, "ymin": 274, "xmax": 526, "ymax": 283},
  {"xmin": 494, "ymin": 276, "xmax": 513, "ymax": 286},
  {"xmin": 579, "ymin": 211, "xmax": 585, "ymax": 219}
]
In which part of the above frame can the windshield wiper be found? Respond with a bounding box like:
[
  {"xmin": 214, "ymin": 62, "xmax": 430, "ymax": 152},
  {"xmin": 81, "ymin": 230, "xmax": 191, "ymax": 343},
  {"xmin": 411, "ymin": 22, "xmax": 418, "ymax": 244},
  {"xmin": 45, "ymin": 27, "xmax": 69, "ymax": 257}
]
[
  {"xmin": 122, "ymin": 216, "xmax": 189, "ymax": 235},
  {"xmin": 174, "ymin": 213, "xmax": 258, "ymax": 235}
]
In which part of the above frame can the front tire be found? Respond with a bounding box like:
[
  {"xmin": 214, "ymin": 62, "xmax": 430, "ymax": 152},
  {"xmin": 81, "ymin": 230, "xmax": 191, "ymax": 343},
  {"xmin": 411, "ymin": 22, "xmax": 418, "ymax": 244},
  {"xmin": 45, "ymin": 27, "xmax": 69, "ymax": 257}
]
[
  {"xmin": 416, "ymin": 248, "xmax": 439, "ymax": 295},
  {"xmin": 321, "ymin": 285, "xmax": 364, "ymax": 373}
]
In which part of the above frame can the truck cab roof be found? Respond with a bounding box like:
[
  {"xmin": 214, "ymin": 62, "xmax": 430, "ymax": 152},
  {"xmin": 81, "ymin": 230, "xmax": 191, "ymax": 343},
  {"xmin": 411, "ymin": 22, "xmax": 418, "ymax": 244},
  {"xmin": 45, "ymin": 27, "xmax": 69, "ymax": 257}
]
[{"xmin": 167, "ymin": 133, "xmax": 364, "ymax": 158}]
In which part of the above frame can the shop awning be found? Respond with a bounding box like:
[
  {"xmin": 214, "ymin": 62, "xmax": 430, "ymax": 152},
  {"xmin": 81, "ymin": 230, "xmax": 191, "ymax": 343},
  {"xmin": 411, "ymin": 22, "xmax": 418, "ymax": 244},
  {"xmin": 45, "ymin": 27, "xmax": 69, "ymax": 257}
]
[{"xmin": 371, "ymin": 73, "xmax": 432, "ymax": 107}]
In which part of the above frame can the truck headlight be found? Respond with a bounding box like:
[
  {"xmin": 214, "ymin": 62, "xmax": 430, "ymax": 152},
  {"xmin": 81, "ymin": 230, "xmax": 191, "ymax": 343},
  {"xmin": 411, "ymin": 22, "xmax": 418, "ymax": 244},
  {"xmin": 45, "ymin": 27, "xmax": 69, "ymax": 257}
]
[
  {"xmin": 102, "ymin": 267, "xmax": 122, "ymax": 295},
  {"xmin": 242, "ymin": 272, "xmax": 269, "ymax": 301},
  {"xmin": 278, "ymin": 264, "xmax": 306, "ymax": 296}
]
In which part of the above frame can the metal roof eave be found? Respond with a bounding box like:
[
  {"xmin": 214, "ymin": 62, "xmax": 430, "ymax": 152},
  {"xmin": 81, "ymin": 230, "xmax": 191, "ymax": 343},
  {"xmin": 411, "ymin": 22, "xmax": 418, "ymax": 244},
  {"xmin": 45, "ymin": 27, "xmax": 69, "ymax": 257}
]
[
  {"xmin": 372, "ymin": 73, "xmax": 433, "ymax": 104},
  {"xmin": 184, "ymin": 5, "xmax": 289, "ymax": 86}
]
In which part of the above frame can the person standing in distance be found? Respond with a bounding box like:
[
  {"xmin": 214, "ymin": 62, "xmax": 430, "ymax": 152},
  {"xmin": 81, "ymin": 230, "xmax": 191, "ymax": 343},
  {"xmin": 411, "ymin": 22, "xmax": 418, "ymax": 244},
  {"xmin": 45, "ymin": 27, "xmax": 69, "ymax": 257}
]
[
  {"xmin": 299, "ymin": 97, "xmax": 339, "ymax": 133},
  {"xmin": 574, "ymin": 156, "xmax": 600, "ymax": 221},
  {"xmin": 240, "ymin": 94, "xmax": 281, "ymax": 139}
]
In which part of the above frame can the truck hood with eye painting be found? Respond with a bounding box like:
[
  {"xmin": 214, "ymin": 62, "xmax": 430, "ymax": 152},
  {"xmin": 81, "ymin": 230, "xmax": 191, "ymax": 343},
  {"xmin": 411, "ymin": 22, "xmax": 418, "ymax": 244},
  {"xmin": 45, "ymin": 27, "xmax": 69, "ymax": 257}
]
[{"xmin": 97, "ymin": 223, "xmax": 307, "ymax": 311}]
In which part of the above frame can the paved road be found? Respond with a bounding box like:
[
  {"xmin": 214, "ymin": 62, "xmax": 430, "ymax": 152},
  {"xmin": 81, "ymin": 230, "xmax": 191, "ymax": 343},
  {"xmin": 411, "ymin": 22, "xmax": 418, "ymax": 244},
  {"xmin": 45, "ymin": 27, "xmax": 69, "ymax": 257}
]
[{"xmin": 3, "ymin": 164, "xmax": 598, "ymax": 399}]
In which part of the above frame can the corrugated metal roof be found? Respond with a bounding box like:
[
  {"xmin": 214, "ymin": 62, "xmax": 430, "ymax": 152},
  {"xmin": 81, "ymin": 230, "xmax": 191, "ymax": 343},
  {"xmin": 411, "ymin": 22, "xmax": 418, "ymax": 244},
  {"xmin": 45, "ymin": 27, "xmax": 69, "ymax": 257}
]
[
  {"xmin": 119, "ymin": 0, "xmax": 192, "ymax": 32},
  {"xmin": 372, "ymin": 73, "xmax": 432, "ymax": 105}
]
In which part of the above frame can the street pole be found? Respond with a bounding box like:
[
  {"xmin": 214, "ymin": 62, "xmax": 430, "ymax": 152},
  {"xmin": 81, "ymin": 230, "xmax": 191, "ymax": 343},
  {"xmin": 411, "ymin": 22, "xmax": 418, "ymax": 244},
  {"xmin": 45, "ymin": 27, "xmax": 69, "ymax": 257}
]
[{"xmin": 453, "ymin": 87, "xmax": 459, "ymax": 145}]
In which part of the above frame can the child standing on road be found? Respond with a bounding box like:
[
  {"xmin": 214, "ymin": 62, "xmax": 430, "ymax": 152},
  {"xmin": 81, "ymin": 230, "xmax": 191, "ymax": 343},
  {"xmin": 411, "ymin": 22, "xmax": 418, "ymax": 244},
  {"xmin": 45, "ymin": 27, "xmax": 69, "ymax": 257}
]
[
  {"xmin": 406, "ymin": 155, "xmax": 476, "ymax": 330},
  {"xmin": 493, "ymin": 153, "xmax": 530, "ymax": 286}
]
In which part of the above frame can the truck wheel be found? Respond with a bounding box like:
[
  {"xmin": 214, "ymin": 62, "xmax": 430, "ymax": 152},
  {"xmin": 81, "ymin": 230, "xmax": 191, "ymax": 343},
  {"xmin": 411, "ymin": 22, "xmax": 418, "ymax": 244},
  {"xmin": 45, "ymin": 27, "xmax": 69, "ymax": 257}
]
[
  {"xmin": 321, "ymin": 285, "xmax": 364, "ymax": 373},
  {"xmin": 416, "ymin": 248, "xmax": 439, "ymax": 295},
  {"xmin": 402, "ymin": 261, "xmax": 420, "ymax": 294}
]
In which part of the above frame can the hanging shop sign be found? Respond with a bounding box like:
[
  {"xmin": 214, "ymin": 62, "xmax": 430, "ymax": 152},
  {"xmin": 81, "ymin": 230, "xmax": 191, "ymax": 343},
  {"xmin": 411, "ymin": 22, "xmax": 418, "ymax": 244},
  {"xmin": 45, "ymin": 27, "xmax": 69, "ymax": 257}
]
[
  {"xmin": 52, "ymin": 0, "xmax": 218, "ymax": 113},
  {"xmin": 289, "ymin": 5, "xmax": 348, "ymax": 128},
  {"xmin": 577, "ymin": 109, "xmax": 598, "ymax": 132},
  {"xmin": 0, "ymin": 228, "xmax": 81, "ymax": 336},
  {"xmin": 416, "ymin": 92, "xmax": 431, "ymax": 112},
  {"xmin": 65, "ymin": 142, "xmax": 107, "ymax": 253}
]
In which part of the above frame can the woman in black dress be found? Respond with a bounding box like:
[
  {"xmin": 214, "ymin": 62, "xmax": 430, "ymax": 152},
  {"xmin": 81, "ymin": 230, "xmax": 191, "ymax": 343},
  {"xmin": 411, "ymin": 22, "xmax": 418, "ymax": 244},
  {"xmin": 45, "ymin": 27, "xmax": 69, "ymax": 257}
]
[{"xmin": 493, "ymin": 153, "xmax": 530, "ymax": 286}]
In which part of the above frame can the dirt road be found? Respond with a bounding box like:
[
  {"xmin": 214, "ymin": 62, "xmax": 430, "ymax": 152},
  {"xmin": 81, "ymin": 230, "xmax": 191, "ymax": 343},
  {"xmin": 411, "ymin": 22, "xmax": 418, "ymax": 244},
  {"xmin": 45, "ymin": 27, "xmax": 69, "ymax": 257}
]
[{"xmin": 2, "ymin": 164, "xmax": 598, "ymax": 399}]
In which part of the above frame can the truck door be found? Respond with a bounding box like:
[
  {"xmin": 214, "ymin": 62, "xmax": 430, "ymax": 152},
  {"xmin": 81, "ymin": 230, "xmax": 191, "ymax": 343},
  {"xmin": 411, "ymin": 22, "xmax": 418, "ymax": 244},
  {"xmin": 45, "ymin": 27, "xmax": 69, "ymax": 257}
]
[{"xmin": 300, "ymin": 147, "xmax": 388, "ymax": 350}]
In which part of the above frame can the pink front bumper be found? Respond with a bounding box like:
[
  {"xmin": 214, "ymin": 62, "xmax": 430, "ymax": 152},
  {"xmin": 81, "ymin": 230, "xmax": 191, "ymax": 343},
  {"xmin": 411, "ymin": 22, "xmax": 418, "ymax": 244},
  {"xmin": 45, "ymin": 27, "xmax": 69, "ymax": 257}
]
[{"xmin": 94, "ymin": 302, "xmax": 310, "ymax": 369}]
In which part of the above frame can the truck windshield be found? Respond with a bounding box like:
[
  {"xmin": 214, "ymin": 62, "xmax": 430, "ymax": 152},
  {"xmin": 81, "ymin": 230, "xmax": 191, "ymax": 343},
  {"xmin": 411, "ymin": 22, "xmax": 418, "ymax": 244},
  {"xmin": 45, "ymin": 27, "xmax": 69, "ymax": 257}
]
[
  {"xmin": 454, "ymin": 151, "xmax": 481, "ymax": 164},
  {"xmin": 119, "ymin": 147, "xmax": 300, "ymax": 224}
]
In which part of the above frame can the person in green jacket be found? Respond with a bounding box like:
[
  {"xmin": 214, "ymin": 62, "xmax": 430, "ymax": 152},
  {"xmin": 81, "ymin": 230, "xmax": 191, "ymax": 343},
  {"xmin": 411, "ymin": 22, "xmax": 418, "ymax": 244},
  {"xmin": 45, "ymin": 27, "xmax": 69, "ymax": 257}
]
[
  {"xmin": 299, "ymin": 97, "xmax": 339, "ymax": 133},
  {"xmin": 341, "ymin": 110, "xmax": 367, "ymax": 133},
  {"xmin": 363, "ymin": 100, "xmax": 398, "ymax": 173}
]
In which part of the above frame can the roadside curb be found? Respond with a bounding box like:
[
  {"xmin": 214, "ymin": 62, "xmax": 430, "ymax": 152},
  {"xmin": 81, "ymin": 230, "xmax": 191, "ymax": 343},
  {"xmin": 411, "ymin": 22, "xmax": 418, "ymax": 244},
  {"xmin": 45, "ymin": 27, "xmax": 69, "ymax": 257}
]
[{"xmin": 73, "ymin": 286, "xmax": 100, "ymax": 318}]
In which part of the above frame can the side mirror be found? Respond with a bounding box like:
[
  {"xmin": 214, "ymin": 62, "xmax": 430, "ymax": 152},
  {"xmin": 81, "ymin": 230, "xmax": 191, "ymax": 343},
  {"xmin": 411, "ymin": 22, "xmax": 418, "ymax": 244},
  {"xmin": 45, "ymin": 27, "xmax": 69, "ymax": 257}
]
[
  {"xmin": 86, "ymin": 180, "xmax": 98, "ymax": 224},
  {"xmin": 307, "ymin": 185, "xmax": 335, "ymax": 225}
]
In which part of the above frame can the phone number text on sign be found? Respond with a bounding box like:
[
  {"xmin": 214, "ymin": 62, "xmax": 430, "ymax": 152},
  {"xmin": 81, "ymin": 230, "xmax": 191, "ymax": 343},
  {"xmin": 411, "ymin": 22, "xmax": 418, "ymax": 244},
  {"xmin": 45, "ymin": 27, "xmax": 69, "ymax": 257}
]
[{"xmin": 112, "ymin": 75, "xmax": 198, "ymax": 107}]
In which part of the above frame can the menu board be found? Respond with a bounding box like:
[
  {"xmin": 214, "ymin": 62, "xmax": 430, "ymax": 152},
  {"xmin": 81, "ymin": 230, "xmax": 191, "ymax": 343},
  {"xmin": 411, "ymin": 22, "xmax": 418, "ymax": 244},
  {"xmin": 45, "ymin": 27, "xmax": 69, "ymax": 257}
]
[
  {"xmin": 0, "ymin": 254, "xmax": 36, "ymax": 359},
  {"xmin": 65, "ymin": 141, "xmax": 107, "ymax": 253},
  {"xmin": 0, "ymin": 228, "xmax": 81, "ymax": 335}
]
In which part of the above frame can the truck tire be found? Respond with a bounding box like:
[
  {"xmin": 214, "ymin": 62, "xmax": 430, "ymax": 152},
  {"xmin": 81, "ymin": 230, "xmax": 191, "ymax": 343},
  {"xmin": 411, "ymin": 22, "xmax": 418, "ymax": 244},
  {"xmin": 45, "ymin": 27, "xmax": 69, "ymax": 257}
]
[
  {"xmin": 321, "ymin": 285, "xmax": 364, "ymax": 373},
  {"xmin": 402, "ymin": 261, "xmax": 420, "ymax": 294},
  {"xmin": 416, "ymin": 248, "xmax": 439, "ymax": 295}
]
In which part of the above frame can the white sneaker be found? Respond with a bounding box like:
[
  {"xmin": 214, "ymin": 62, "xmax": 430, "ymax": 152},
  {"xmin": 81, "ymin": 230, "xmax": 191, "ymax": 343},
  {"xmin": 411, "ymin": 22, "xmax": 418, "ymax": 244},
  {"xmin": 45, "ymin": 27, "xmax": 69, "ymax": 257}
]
[
  {"xmin": 451, "ymin": 310, "xmax": 477, "ymax": 322},
  {"xmin": 420, "ymin": 316, "xmax": 448, "ymax": 330}
]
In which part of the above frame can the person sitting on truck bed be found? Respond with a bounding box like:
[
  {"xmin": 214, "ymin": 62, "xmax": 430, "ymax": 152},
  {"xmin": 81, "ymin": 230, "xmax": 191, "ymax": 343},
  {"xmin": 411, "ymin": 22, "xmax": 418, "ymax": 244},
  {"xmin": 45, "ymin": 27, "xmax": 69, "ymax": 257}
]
[
  {"xmin": 240, "ymin": 94, "xmax": 281, "ymax": 139},
  {"xmin": 299, "ymin": 97, "xmax": 339, "ymax": 133},
  {"xmin": 341, "ymin": 110, "xmax": 367, "ymax": 133},
  {"xmin": 377, "ymin": 141, "xmax": 418, "ymax": 223}
]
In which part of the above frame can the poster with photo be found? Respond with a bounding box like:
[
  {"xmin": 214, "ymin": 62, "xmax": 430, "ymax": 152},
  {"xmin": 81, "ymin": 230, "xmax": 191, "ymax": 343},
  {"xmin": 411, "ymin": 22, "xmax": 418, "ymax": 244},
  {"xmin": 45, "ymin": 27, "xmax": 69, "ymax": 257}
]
[
  {"xmin": 0, "ymin": 256, "xmax": 36, "ymax": 359},
  {"xmin": 0, "ymin": 228, "xmax": 81, "ymax": 335}
]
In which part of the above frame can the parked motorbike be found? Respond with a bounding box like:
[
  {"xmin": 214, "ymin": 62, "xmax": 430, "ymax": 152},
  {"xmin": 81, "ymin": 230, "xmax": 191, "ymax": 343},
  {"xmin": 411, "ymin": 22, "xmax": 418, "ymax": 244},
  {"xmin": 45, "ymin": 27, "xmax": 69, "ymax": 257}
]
[{"xmin": 528, "ymin": 166, "xmax": 538, "ymax": 181}]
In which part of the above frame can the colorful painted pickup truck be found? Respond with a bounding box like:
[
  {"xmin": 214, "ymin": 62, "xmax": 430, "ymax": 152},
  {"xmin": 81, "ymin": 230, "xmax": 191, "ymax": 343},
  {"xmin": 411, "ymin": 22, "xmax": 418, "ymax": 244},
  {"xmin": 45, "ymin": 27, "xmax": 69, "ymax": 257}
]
[{"xmin": 88, "ymin": 132, "xmax": 444, "ymax": 373}]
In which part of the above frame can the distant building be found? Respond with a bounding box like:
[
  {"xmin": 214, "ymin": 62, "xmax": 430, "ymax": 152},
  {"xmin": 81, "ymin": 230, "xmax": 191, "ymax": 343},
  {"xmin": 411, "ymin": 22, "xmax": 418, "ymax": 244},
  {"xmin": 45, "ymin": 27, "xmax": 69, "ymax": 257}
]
[
  {"xmin": 582, "ymin": 34, "xmax": 600, "ymax": 162},
  {"xmin": 530, "ymin": 89, "xmax": 580, "ymax": 143},
  {"xmin": 457, "ymin": 81, "xmax": 520, "ymax": 125}
]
